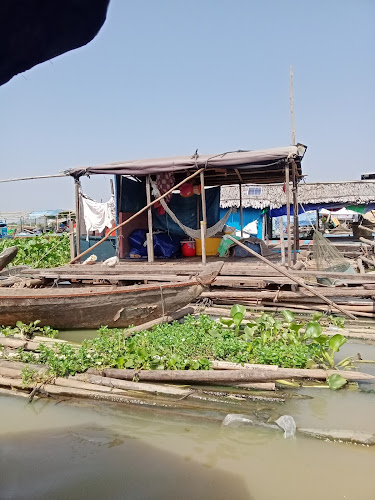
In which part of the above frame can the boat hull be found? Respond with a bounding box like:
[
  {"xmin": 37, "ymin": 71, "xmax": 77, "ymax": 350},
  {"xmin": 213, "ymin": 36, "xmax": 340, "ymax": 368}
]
[{"xmin": 0, "ymin": 281, "xmax": 205, "ymax": 329}]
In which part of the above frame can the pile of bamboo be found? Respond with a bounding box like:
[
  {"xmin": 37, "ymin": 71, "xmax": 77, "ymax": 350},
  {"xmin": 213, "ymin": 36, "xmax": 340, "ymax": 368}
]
[
  {"xmin": 201, "ymin": 287, "xmax": 375, "ymax": 318},
  {"xmin": 200, "ymin": 234, "xmax": 375, "ymax": 319},
  {"xmin": 0, "ymin": 335, "xmax": 374, "ymax": 409}
]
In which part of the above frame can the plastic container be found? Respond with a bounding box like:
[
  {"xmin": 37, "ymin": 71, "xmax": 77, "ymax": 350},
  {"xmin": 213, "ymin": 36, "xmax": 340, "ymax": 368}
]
[
  {"xmin": 195, "ymin": 237, "xmax": 222, "ymax": 256},
  {"xmin": 232, "ymin": 241, "xmax": 261, "ymax": 258},
  {"xmin": 181, "ymin": 240, "xmax": 196, "ymax": 257}
]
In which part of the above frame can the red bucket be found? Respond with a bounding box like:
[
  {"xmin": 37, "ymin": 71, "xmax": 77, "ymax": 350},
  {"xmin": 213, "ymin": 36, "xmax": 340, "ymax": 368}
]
[{"xmin": 181, "ymin": 240, "xmax": 196, "ymax": 257}]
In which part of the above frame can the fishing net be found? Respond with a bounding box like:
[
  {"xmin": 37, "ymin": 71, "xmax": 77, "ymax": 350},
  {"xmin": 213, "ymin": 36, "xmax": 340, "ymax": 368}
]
[
  {"xmin": 312, "ymin": 231, "xmax": 351, "ymax": 272},
  {"xmin": 312, "ymin": 230, "xmax": 355, "ymax": 285}
]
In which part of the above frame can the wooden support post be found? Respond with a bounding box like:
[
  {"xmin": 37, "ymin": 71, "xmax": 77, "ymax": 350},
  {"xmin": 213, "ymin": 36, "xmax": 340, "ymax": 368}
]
[
  {"xmin": 145, "ymin": 175, "xmax": 154, "ymax": 263},
  {"xmin": 68, "ymin": 219, "xmax": 75, "ymax": 260},
  {"xmin": 285, "ymin": 165, "xmax": 292, "ymax": 267},
  {"xmin": 292, "ymin": 161, "xmax": 299, "ymax": 263},
  {"xmin": 74, "ymin": 178, "xmax": 81, "ymax": 258},
  {"xmin": 200, "ymin": 170, "xmax": 207, "ymax": 265},
  {"xmin": 316, "ymin": 209, "xmax": 320, "ymax": 231},
  {"xmin": 239, "ymin": 184, "xmax": 244, "ymax": 237},
  {"xmin": 279, "ymin": 216, "xmax": 286, "ymax": 266},
  {"xmin": 196, "ymin": 195, "xmax": 200, "ymax": 229},
  {"xmin": 200, "ymin": 221, "xmax": 207, "ymax": 265}
]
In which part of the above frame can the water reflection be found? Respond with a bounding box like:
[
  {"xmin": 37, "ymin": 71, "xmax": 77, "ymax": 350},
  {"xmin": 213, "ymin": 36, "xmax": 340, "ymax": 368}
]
[
  {"xmin": 0, "ymin": 340, "xmax": 375, "ymax": 499},
  {"xmin": 0, "ymin": 423, "xmax": 251, "ymax": 500}
]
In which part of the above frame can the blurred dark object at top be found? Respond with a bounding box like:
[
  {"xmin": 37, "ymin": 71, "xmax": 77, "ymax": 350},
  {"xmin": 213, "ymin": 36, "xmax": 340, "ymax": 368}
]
[{"xmin": 0, "ymin": 0, "xmax": 110, "ymax": 86}]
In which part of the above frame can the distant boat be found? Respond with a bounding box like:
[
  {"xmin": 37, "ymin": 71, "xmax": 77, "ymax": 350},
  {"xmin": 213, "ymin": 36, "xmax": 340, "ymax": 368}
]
[{"xmin": 0, "ymin": 262, "xmax": 223, "ymax": 329}]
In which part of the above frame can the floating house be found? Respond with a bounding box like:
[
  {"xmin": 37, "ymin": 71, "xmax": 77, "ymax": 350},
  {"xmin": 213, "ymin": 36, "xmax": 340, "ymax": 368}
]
[{"xmin": 66, "ymin": 145, "xmax": 306, "ymax": 262}]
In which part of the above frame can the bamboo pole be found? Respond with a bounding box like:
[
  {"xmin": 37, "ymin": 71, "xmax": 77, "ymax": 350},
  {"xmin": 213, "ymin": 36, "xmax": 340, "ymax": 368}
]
[
  {"xmin": 239, "ymin": 184, "xmax": 244, "ymax": 237},
  {"xmin": 226, "ymin": 234, "xmax": 357, "ymax": 320},
  {"xmin": 124, "ymin": 306, "xmax": 194, "ymax": 337},
  {"xmin": 102, "ymin": 367, "xmax": 374, "ymax": 383},
  {"xmin": 145, "ymin": 175, "xmax": 154, "ymax": 263},
  {"xmin": 292, "ymin": 162, "xmax": 299, "ymax": 263},
  {"xmin": 279, "ymin": 216, "xmax": 286, "ymax": 266},
  {"xmin": 357, "ymin": 257, "xmax": 365, "ymax": 274},
  {"xmin": 200, "ymin": 170, "xmax": 207, "ymax": 265},
  {"xmin": 285, "ymin": 165, "xmax": 292, "ymax": 266},
  {"xmin": 358, "ymin": 225, "xmax": 375, "ymax": 235},
  {"xmin": 200, "ymin": 222, "xmax": 207, "ymax": 265},
  {"xmin": 359, "ymin": 255, "xmax": 375, "ymax": 267},
  {"xmin": 212, "ymin": 301, "xmax": 375, "ymax": 318},
  {"xmin": 360, "ymin": 237, "xmax": 375, "ymax": 247},
  {"xmin": 70, "ymin": 168, "xmax": 204, "ymax": 263},
  {"xmin": 0, "ymin": 173, "xmax": 68, "ymax": 184},
  {"xmin": 68, "ymin": 219, "xmax": 75, "ymax": 260},
  {"xmin": 290, "ymin": 65, "xmax": 296, "ymax": 146},
  {"xmin": 74, "ymin": 178, "xmax": 81, "ymax": 258},
  {"xmin": 212, "ymin": 360, "xmax": 373, "ymax": 382}
]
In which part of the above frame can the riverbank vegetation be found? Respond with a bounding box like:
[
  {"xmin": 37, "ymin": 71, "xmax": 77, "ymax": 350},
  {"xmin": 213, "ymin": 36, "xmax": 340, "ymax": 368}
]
[
  {"xmin": 0, "ymin": 234, "xmax": 70, "ymax": 268},
  {"xmin": 0, "ymin": 308, "xmax": 352, "ymax": 383}
]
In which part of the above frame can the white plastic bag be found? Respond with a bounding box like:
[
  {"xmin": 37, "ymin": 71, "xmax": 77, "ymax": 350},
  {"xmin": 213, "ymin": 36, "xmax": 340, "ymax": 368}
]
[
  {"xmin": 276, "ymin": 415, "xmax": 296, "ymax": 438},
  {"xmin": 222, "ymin": 414, "xmax": 254, "ymax": 428}
]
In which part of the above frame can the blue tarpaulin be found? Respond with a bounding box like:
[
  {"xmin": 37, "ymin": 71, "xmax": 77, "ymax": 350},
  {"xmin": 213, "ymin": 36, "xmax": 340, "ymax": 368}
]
[
  {"xmin": 120, "ymin": 178, "xmax": 147, "ymax": 212},
  {"xmin": 221, "ymin": 208, "xmax": 263, "ymax": 239},
  {"xmin": 153, "ymin": 187, "xmax": 220, "ymax": 237},
  {"xmin": 270, "ymin": 203, "xmax": 375, "ymax": 218}
]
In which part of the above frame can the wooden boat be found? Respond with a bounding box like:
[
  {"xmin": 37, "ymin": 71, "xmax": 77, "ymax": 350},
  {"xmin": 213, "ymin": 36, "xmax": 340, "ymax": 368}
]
[
  {"xmin": 0, "ymin": 262, "xmax": 223, "ymax": 329},
  {"xmin": 0, "ymin": 246, "xmax": 18, "ymax": 271}
]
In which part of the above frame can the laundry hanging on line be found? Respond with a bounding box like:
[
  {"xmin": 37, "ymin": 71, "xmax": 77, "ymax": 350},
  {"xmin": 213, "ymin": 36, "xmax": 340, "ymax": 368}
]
[{"xmin": 80, "ymin": 194, "xmax": 115, "ymax": 240}]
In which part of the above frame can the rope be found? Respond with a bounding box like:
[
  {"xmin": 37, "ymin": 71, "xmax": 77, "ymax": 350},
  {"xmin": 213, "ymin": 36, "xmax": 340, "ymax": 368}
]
[{"xmin": 151, "ymin": 181, "xmax": 232, "ymax": 238}]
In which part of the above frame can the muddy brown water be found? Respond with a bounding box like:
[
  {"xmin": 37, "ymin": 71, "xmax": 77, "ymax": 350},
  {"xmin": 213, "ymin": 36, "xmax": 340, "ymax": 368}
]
[{"xmin": 0, "ymin": 335, "xmax": 375, "ymax": 499}]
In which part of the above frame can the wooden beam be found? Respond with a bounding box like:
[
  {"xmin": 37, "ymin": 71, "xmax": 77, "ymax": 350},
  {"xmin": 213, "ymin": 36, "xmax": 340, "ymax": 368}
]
[
  {"xmin": 145, "ymin": 175, "xmax": 154, "ymax": 262},
  {"xmin": 292, "ymin": 161, "xmax": 299, "ymax": 263},
  {"xmin": 74, "ymin": 178, "xmax": 81, "ymax": 258},
  {"xmin": 68, "ymin": 219, "xmax": 75, "ymax": 260},
  {"xmin": 234, "ymin": 168, "xmax": 243, "ymax": 183},
  {"xmin": 285, "ymin": 165, "xmax": 292, "ymax": 266},
  {"xmin": 279, "ymin": 216, "xmax": 285, "ymax": 266},
  {"xmin": 239, "ymin": 184, "xmax": 243, "ymax": 237},
  {"xmin": 200, "ymin": 170, "xmax": 207, "ymax": 265}
]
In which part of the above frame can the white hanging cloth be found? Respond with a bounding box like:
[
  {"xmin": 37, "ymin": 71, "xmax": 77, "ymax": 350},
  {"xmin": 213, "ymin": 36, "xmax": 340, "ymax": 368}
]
[{"xmin": 80, "ymin": 193, "xmax": 115, "ymax": 240}]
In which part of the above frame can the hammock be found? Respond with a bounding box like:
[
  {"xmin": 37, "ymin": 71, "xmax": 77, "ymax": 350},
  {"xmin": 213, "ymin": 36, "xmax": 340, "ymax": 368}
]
[{"xmin": 151, "ymin": 182, "xmax": 232, "ymax": 239}]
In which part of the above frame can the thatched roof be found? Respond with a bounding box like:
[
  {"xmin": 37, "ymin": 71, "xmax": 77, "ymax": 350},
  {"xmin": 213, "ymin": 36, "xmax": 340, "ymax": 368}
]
[{"xmin": 220, "ymin": 181, "xmax": 375, "ymax": 210}]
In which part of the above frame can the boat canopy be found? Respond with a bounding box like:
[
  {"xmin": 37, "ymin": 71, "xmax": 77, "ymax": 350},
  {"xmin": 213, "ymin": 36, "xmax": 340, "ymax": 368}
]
[{"xmin": 65, "ymin": 145, "xmax": 305, "ymax": 186}]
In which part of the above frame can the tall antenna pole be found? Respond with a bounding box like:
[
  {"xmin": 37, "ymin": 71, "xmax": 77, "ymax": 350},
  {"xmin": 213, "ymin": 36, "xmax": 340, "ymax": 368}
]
[
  {"xmin": 290, "ymin": 65, "xmax": 296, "ymax": 146},
  {"xmin": 289, "ymin": 66, "xmax": 299, "ymax": 262}
]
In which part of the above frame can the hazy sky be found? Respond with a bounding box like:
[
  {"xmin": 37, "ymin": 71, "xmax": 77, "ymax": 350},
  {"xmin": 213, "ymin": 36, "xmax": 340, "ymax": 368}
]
[{"xmin": 1, "ymin": 0, "xmax": 374, "ymax": 212}]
